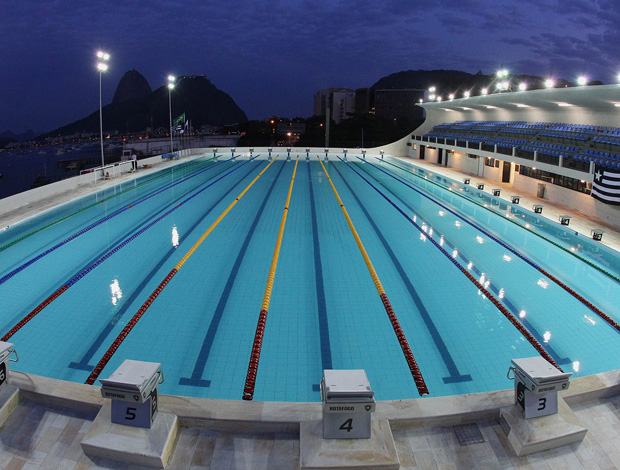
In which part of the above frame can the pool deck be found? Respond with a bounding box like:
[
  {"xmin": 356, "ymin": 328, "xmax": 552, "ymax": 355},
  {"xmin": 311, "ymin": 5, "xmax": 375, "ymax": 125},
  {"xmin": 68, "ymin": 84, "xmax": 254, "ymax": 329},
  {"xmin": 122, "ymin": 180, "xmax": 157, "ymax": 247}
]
[{"xmin": 1, "ymin": 155, "xmax": 620, "ymax": 469}]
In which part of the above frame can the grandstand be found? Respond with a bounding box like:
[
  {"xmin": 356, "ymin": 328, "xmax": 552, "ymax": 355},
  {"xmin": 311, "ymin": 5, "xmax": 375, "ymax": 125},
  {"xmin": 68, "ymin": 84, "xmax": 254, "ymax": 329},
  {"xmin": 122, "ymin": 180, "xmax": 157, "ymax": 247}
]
[{"xmin": 397, "ymin": 84, "xmax": 620, "ymax": 230}]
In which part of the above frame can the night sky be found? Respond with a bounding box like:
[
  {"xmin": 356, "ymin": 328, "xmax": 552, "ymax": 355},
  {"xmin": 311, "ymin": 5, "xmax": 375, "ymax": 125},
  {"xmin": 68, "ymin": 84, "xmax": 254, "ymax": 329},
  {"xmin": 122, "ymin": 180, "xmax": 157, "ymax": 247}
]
[{"xmin": 1, "ymin": 0, "xmax": 618, "ymax": 134}]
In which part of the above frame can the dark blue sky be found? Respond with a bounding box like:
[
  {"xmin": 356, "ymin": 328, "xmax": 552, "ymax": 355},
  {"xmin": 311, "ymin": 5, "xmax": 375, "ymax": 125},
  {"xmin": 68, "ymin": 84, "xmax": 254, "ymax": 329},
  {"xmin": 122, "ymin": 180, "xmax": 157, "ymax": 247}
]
[{"xmin": 1, "ymin": 0, "xmax": 618, "ymax": 134}]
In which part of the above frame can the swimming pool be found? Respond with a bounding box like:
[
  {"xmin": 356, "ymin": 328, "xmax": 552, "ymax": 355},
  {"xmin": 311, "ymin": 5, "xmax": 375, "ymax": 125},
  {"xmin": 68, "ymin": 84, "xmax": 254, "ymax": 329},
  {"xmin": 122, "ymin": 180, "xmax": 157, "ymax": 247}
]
[{"xmin": 2, "ymin": 154, "xmax": 620, "ymax": 402}]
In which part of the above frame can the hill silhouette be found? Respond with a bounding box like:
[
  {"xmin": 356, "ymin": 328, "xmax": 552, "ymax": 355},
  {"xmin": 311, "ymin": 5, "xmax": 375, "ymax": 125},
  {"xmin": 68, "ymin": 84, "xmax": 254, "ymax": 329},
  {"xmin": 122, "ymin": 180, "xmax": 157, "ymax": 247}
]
[
  {"xmin": 42, "ymin": 73, "xmax": 247, "ymax": 138},
  {"xmin": 112, "ymin": 69, "xmax": 152, "ymax": 103},
  {"xmin": 371, "ymin": 69, "xmax": 577, "ymax": 95}
]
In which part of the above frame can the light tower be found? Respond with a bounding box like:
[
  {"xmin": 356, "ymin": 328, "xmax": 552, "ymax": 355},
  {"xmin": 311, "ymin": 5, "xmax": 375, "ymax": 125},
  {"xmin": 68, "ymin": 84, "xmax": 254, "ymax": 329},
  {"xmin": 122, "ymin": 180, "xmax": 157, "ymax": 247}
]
[
  {"xmin": 96, "ymin": 50, "xmax": 110, "ymax": 170},
  {"xmin": 167, "ymin": 75, "xmax": 176, "ymax": 153}
]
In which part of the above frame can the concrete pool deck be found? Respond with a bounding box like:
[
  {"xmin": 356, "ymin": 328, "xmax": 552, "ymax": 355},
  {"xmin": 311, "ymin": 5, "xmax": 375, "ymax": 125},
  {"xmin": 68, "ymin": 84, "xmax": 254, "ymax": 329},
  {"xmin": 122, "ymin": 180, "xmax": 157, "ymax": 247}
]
[{"xmin": 1, "ymin": 154, "xmax": 620, "ymax": 469}]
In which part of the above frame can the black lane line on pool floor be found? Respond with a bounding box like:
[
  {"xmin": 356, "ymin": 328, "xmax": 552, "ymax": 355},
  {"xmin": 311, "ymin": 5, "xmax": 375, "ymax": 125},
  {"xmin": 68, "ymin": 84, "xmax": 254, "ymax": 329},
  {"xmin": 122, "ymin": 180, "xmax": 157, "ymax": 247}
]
[
  {"xmin": 179, "ymin": 161, "xmax": 288, "ymax": 387},
  {"xmin": 331, "ymin": 162, "xmax": 472, "ymax": 384},
  {"xmin": 308, "ymin": 161, "xmax": 333, "ymax": 392},
  {"xmin": 351, "ymin": 161, "xmax": 571, "ymax": 367},
  {"xmin": 68, "ymin": 162, "xmax": 263, "ymax": 372}
]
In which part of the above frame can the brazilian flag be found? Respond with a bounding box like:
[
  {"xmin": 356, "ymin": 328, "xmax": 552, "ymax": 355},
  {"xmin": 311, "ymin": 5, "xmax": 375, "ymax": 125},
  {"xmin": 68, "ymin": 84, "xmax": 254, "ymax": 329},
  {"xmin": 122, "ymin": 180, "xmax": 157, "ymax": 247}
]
[{"xmin": 173, "ymin": 113, "xmax": 185, "ymax": 126}]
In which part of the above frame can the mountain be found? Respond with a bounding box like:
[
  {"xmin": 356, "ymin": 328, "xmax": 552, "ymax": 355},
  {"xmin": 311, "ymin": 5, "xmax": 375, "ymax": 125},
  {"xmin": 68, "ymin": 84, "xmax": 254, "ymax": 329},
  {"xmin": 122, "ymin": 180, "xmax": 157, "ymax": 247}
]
[
  {"xmin": 1, "ymin": 130, "xmax": 38, "ymax": 142},
  {"xmin": 42, "ymin": 73, "xmax": 247, "ymax": 138},
  {"xmin": 112, "ymin": 69, "xmax": 152, "ymax": 103},
  {"xmin": 371, "ymin": 69, "xmax": 575, "ymax": 93}
]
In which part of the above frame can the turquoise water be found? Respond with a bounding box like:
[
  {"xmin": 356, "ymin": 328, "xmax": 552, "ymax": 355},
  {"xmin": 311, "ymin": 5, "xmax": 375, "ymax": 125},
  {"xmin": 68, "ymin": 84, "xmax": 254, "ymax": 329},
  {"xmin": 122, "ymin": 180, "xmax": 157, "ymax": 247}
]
[{"xmin": 1, "ymin": 154, "xmax": 620, "ymax": 402}]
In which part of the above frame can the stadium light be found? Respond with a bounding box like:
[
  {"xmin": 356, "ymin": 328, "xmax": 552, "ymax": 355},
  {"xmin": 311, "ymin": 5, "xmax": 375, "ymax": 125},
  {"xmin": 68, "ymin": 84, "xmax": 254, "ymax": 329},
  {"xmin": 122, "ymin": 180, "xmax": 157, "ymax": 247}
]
[
  {"xmin": 437, "ymin": 96, "xmax": 443, "ymax": 102},
  {"xmin": 464, "ymin": 91, "xmax": 470, "ymax": 98},
  {"xmin": 545, "ymin": 79, "xmax": 555, "ymax": 88},
  {"xmin": 577, "ymin": 76, "xmax": 587, "ymax": 86},
  {"xmin": 449, "ymin": 93, "xmax": 455, "ymax": 100},
  {"xmin": 96, "ymin": 50, "xmax": 110, "ymax": 171},
  {"xmin": 429, "ymin": 86, "xmax": 436, "ymax": 92},
  {"xmin": 168, "ymin": 75, "xmax": 176, "ymax": 153},
  {"xmin": 497, "ymin": 69, "xmax": 509, "ymax": 78},
  {"xmin": 481, "ymin": 88, "xmax": 488, "ymax": 95},
  {"xmin": 519, "ymin": 82, "xmax": 527, "ymax": 91}
]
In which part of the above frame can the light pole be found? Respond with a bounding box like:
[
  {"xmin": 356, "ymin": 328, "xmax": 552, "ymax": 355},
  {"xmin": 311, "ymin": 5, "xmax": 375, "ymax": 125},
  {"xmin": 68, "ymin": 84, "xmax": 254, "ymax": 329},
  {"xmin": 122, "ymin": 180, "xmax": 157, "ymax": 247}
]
[
  {"xmin": 167, "ymin": 75, "xmax": 175, "ymax": 153},
  {"xmin": 96, "ymin": 50, "xmax": 110, "ymax": 170}
]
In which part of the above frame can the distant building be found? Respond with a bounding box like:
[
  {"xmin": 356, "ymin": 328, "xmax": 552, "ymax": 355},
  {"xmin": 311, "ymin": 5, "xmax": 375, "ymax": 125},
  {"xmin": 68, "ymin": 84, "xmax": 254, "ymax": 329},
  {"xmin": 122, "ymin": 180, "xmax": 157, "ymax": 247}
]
[
  {"xmin": 373, "ymin": 89, "xmax": 427, "ymax": 124},
  {"xmin": 313, "ymin": 88, "xmax": 356, "ymax": 124},
  {"xmin": 355, "ymin": 88, "xmax": 375, "ymax": 115}
]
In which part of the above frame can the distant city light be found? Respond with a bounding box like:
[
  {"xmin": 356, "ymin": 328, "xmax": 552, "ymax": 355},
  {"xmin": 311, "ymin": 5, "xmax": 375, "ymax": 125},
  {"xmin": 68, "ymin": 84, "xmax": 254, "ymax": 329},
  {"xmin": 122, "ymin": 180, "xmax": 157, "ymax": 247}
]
[
  {"xmin": 577, "ymin": 76, "xmax": 588, "ymax": 86},
  {"xmin": 545, "ymin": 79, "xmax": 555, "ymax": 88}
]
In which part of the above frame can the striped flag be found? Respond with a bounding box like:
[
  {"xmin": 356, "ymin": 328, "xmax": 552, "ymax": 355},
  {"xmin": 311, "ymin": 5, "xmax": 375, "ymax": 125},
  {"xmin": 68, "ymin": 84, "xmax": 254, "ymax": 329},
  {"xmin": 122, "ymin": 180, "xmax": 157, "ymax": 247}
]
[{"xmin": 592, "ymin": 164, "xmax": 620, "ymax": 205}]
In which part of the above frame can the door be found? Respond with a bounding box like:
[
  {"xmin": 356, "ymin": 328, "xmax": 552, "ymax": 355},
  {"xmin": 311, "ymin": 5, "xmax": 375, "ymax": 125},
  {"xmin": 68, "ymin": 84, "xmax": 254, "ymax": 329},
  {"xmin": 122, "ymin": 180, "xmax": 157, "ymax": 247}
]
[{"xmin": 502, "ymin": 161, "xmax": 511, "ymax": 183}]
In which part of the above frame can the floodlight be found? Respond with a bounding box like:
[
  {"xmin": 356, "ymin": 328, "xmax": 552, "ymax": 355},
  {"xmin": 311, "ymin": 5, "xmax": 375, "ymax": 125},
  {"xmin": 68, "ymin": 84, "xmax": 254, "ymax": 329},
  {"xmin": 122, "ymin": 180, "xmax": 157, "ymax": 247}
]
[
  {"xmin": 577, "ymin": 76, "xmax": 587, "ymax": 86},
  {"xmin": 545, "ymin": 79, "xmax": 555, "ymax": 88}
]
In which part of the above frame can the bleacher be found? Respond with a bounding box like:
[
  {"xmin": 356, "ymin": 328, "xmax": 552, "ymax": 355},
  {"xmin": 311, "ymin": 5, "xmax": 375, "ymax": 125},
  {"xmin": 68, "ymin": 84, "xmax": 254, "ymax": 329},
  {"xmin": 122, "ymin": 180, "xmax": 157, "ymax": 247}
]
[{"xmin": 418, "ymin": 120, "xmax": 620, "ymax": 171}]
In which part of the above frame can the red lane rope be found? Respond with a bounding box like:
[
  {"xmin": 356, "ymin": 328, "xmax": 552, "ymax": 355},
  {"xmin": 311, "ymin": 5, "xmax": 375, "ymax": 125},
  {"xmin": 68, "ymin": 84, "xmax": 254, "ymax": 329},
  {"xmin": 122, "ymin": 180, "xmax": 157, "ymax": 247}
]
[
  {"xmin": 538, "ymin": 268, "xmax": 620, "ymax": 333},
  {"xmin": 1, "ymin": 285, "xmax": 69, "ymax": 342},
  {"xmin": 243, "ymin": 308, "xmax": 268, "ymax": 400},
  {"xmin": 85, "ymin": 269, "xmax": 178, "ymax": 384},
  {"xmin": 380, "ymin": 293, "xmax": 429, "ymax": 394},
  {"xmin": 460, "ymin": 269, "xmax": 562, "ymax": 371}
]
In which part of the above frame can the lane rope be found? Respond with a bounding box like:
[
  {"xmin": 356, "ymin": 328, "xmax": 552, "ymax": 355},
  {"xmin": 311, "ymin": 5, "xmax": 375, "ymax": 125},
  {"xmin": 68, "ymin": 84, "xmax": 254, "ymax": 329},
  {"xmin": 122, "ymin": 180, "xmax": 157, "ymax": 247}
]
[
  {"xmin": 242, "ymin": 157, "xmax": 299, "ymax": 400},
  {"xmin": 84, "ymin": 156, "xmax": 279, "ymax": 385},
  {"xmin": 318, "ymin": 158, "xmax": 429, "ymax": 396}
]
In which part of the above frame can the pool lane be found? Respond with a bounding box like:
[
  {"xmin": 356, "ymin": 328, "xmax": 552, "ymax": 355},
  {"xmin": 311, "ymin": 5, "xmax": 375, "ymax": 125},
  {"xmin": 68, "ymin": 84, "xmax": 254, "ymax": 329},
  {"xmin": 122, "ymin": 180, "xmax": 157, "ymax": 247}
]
[
  {"xmin": 85, "ymin": 157, "xmax": 280, "ymax": 385},
  {"xmin": 357, "ymin": 157, "xmax": 620, "ymax": 336}
]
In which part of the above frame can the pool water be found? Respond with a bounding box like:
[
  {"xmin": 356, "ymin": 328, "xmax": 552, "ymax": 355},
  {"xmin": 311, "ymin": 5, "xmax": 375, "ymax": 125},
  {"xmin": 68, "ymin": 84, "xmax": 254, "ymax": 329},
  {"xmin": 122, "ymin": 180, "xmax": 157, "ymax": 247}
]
[{"xmin": 1, "ymin": 154, "xmax": 620, "ymax": 402}]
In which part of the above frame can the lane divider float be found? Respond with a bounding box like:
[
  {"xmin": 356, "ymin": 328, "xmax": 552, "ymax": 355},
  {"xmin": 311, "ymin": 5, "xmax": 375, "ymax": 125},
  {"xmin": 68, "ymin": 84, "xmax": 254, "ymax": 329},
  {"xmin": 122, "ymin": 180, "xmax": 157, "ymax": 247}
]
[{"xmin": 242, "ymin": 157, "xmax": 299, "ymax": 400}]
